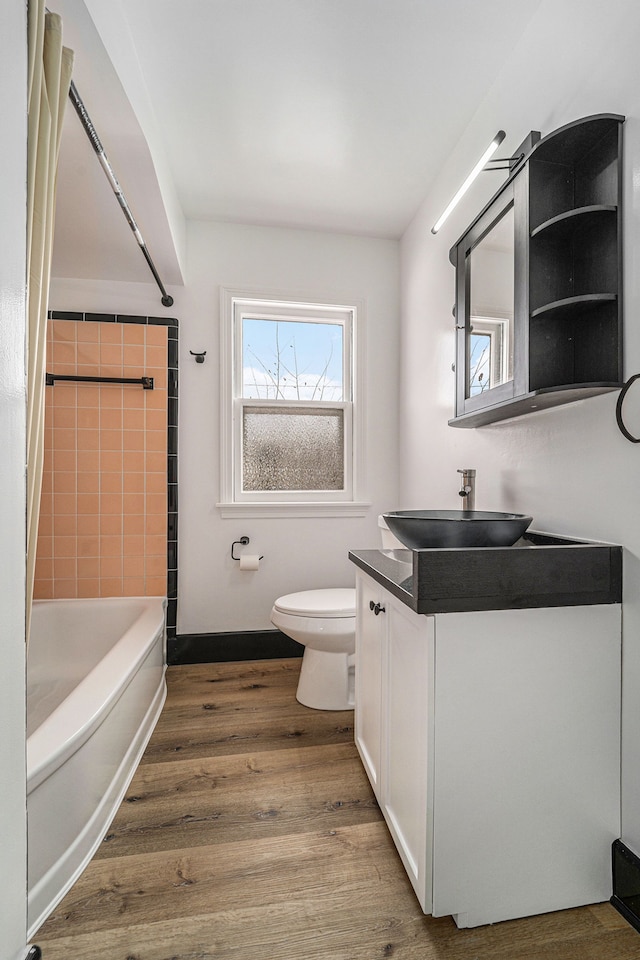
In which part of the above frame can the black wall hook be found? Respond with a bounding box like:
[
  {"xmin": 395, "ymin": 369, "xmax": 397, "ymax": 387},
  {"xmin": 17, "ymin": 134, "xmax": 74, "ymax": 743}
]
[{"xmin": 190, "ymin": 350, "xmax": 207, "ymax": 364}]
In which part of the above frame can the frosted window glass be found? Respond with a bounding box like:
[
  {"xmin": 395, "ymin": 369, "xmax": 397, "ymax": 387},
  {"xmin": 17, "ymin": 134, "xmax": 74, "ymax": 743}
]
[{"xmin": 242, "ymin": 406, "xmax": 344, "ymax": 491}]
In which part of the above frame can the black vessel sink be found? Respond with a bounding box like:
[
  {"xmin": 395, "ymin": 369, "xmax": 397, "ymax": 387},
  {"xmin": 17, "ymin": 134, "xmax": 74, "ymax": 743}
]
[{"xmin": 383, "ymin": 510, "xmax": 533, "ymax": 549}]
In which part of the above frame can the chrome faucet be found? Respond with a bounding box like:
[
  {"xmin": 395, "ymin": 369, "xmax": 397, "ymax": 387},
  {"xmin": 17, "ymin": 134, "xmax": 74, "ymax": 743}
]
[{"xmin": 458, "ymin": 468, "xmax": 476, "ymax": 511}]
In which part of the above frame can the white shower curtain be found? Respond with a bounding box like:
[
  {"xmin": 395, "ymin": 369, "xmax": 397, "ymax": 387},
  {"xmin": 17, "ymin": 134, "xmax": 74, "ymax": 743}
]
[{"xmin": 26, "ymin": 0, "xmax": 73, "ymax": 639}]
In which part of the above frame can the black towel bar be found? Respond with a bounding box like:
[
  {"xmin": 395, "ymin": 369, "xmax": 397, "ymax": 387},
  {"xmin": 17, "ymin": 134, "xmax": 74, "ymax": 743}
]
[{"xmin": 46, "ymin": 373, "xmax": 154, "ymax": 389}]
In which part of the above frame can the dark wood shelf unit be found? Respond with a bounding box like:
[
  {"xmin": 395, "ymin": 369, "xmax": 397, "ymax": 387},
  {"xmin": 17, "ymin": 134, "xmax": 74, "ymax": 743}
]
[{"xmin": 449, "ymin": 113, "xmax": 624, "ymax": 428}]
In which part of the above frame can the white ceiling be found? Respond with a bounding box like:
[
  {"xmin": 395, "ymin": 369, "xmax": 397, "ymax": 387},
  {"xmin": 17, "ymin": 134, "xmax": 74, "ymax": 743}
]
[{"xmin": 52, "ymin": 0, "xmax": 543, "ymax": 286}]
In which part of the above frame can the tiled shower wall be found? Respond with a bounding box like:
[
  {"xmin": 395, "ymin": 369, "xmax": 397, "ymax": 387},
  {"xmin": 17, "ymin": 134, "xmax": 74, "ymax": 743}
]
[{"xmin": 34, "ymin": 315, "xmax": 176, "ymax": 632}]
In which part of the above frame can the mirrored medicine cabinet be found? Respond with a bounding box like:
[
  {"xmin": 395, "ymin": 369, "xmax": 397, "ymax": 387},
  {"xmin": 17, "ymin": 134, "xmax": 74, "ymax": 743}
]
[{"xmin": 449, "ymin": 113, "xmax": 624, "ymax": 428}]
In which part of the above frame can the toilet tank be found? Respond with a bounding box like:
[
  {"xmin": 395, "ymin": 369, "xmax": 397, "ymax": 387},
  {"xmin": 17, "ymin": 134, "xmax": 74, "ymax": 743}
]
[{"xmin": 378, "ymin": 514, "xmax": 406, "ymax": 550}]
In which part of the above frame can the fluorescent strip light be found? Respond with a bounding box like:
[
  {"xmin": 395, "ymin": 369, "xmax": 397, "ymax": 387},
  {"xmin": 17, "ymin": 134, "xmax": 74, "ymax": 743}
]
[{"xmin": 431, "ymin": 131, "xmax": 506, "ymax": 235}]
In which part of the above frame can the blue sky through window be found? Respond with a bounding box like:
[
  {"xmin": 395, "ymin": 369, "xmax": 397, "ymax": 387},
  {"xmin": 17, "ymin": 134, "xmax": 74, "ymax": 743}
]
[
  {"xmin": 242, "ymin": 318, "xmax": 344, "ymax": 400},
  {"xmin": 469, "ymin": 332, "xmax": 491, "ymax": 395}
]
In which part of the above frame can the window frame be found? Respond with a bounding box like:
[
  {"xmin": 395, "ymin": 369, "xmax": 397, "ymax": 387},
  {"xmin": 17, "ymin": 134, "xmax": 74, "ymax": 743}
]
[
  {"xmin": 468, "ymin": 315, "xmax": 511, "ymax": 397},
  {"xmin": 219, "ymin": 288, "xmax": 368, "ymax": 517}
]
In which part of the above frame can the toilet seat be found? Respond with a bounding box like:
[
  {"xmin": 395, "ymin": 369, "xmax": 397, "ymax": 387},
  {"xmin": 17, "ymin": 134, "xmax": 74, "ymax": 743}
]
[{"xmin": 273, "ymin": 588, "xmax": 355, "ymax": 619}]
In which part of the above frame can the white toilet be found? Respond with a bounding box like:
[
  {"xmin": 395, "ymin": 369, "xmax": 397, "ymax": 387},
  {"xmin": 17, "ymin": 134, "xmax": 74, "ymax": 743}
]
[
  {"xmin": 270, "ymin": 516, "xmax": 405, "ymax": 711},
  {"xmin": 271, "ymin": 588, "xmax": 356, "ymax": 710}
]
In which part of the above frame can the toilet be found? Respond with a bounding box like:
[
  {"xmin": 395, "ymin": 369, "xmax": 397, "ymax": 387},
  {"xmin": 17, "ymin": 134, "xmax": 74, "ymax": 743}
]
[
  {"xmin": 271, "ymin": 588, "xmax": 356, "ymax": 710},
  {"xmin": 270, "ymin": 516, "xmax": 405, "ymax": 710}
]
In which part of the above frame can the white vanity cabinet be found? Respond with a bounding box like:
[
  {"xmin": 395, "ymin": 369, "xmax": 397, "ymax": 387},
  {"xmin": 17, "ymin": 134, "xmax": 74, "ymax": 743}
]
[{"xmin": 354, "ymin": 570, "xmax": 621, "ymax": 928}]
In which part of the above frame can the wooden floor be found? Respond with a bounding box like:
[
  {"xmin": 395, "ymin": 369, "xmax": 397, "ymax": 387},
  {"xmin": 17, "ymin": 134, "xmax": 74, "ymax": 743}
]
[{"xmin": 35, "ymin": 659, "xmax": 640, "ymax": 959}]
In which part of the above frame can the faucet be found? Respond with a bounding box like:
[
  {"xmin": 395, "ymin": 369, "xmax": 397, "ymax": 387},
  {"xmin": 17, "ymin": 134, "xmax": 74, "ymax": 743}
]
[{"xmin": 457, "ymin": 468, "xmax": 476, "ymax": 511}]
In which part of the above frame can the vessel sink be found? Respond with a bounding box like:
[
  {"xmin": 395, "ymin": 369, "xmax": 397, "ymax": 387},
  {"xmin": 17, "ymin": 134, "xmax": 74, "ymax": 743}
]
[{"xmin": 383, "ymin": 510, "xmax": 533, "ymax": 549}]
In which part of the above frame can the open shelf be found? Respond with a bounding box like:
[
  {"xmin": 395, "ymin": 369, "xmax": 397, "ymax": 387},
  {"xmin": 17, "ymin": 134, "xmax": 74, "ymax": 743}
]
[
  {"xmin": 529, "ymin": 115, "xmax": 621, "ymax": 231},
  {"xmin": 531, "ymin": 204, "xmax": 616, "ymax": 241},
  {"xmin": 531, "ymin": 293, "xmax": 617, "ymax": 322}
]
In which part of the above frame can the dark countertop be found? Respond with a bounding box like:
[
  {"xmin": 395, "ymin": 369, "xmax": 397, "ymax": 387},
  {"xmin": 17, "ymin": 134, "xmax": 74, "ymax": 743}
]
[{"xmin": 349, "ymin": 532, "xmax": 622, "ymax": 615}]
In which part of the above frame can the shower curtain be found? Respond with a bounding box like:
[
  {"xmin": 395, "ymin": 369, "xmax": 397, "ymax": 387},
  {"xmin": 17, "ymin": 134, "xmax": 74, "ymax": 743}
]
[{"xmin": 26, "ymin": 1, "xmax": 73, "ymax": 640}]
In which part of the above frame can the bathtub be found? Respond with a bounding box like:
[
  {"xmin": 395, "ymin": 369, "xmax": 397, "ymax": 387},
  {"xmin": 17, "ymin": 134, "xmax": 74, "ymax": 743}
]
[{"xmin": 27, "ymin": 596, "xmax": 167, "ymax": 937}]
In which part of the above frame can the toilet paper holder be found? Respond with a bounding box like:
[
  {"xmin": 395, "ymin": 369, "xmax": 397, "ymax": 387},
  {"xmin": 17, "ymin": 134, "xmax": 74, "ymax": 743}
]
[{"xmin": 231, "ymin": 536, "xmax": 264, "ymax": 561}]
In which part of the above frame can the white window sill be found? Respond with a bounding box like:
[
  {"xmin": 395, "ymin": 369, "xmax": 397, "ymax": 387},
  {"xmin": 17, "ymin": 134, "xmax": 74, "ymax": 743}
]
[{"xmin": 217, "ymin": 501, "xmax": 372, "ymax": 519}]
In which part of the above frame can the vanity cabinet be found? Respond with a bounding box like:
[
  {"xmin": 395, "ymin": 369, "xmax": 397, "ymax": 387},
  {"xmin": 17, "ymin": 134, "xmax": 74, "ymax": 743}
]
[
  {"xmin": 355, "ymin": 569, "xmax": 621, "ymax": 927},
  {"xmin": 449, "ymin": 113, "xmax": 624, "ymax": 427}
]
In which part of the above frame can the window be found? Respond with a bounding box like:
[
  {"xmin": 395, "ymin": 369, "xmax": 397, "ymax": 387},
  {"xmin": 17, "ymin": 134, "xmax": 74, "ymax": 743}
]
[
  {"xmin": 220, "ymin": 292, "xmax": 365, "ymax": 515},
  {"xmin": 468, "ymin": 316, "xmax": 512, "ymax": 396}
]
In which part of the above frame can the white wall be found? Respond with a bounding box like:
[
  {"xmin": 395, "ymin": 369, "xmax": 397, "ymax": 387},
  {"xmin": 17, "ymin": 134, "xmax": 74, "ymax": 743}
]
[
  {"xmin": 1, "ymin": 2, "xmax": 28, "ymax": 957},
  {"xmin": 180, "ymin": 221, "xmax": 399, "ymax": 633},
  {"xmin": 399, "ymin": 0, "xmax": 640, "ymax": 855},
  {"xmin": 51, "ymin": 220, "xmax": 400, "ymax": 635}
]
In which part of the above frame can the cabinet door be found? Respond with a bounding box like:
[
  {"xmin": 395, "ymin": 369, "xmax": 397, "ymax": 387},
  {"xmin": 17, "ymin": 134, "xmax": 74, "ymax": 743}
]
[
  {"xmin": 430, "ymin": 605, "xmax": 621, "ymax": 927},
  {"xmin": 354, "ymin": 574, "xmax": 385, "ymax": 800},
  {"xmin": 381, "ymin": 598, "xmax": 434, "ymax": 912}
]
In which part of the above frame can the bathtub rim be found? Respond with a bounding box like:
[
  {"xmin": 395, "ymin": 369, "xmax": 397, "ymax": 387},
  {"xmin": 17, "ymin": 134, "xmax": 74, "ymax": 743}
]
[
  {"xmin": 28, "ymin": 655, "xmax": 166, "ymax": 938},
  {"xmin": 27, "ymin": 595, "xmax": 166, "ymax": 792},
  {"xmin": 27, "ymin": 595, "xmax": 167, "ymax": 939}
]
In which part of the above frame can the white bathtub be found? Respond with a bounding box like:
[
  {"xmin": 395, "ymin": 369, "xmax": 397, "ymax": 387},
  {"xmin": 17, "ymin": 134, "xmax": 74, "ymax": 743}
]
[{"xmin": 27, "ymin": 596, "xmax": 167, "ymax": 937}]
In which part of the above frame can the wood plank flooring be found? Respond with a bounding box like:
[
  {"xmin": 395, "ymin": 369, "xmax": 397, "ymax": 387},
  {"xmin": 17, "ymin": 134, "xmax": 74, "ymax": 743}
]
[{"xmin": 35, "ymin": 659, "xmax": 640, "ymax": 959}]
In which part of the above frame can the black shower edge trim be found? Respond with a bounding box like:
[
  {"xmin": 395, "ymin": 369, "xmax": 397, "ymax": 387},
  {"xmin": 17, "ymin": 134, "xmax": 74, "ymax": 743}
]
[{"xmin": 49, "ymin": 311, "xmax": 178, "ymax": 327}]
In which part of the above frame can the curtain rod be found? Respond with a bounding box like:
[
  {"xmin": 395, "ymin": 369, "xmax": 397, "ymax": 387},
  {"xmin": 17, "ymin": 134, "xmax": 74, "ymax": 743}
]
[{"xmin": 68, "ymin": 80, "xmax": 174, "ymax": 307}]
